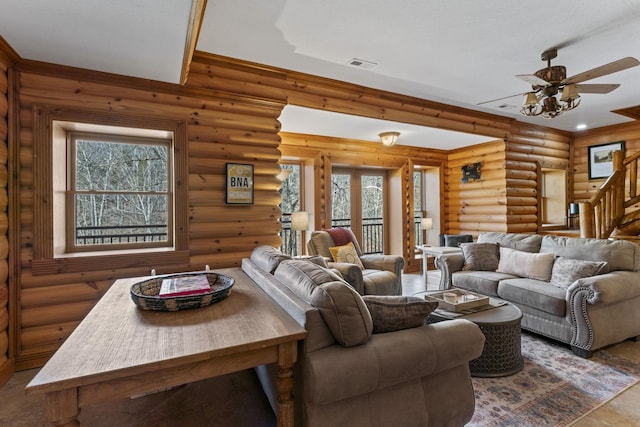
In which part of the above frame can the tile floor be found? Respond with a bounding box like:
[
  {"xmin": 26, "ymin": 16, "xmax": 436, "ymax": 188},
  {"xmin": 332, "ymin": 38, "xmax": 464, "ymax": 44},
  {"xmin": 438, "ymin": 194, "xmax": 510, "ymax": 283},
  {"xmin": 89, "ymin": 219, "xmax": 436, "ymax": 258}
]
[{"xmin": 1, "ymin": 272, "xmax": 638, "ymax": 426}]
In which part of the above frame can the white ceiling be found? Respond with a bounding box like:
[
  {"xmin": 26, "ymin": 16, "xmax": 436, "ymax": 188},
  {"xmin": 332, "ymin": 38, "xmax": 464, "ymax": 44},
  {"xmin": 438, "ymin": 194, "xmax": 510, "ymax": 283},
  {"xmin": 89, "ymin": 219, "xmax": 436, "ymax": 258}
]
[{"xmin": 2, "ymin": 0, "xmax": 640, "ymax": 149}]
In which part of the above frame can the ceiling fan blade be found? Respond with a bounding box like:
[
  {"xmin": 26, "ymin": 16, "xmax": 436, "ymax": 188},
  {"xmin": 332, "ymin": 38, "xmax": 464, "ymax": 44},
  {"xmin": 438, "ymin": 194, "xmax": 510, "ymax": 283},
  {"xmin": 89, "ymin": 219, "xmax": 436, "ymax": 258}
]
[
  {"xmin": 477, "ymin": 92, "xmax": 528, "ymax": 106},
  {"xmin": 563, "ymin": 57, "xmax": 640, "ymax": 84},
  {"xmin": 516, "ymin": 74, "xmax": 550, "ymax": 86},
  {"xmin": 574, "ymin": 83, "xmax": 620, "ymax": 94}
]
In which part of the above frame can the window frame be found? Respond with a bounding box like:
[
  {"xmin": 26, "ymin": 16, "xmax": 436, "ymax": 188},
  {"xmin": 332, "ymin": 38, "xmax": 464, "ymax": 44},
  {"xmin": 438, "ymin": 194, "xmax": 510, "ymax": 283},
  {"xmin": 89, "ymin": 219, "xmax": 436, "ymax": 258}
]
[
  {"xmin": 33, "ymin": 106, "xmax": 189, "ymax": 275},
  {"xmin": 66, "ymin": 131, "xmax": 174, "ymax": 253}
]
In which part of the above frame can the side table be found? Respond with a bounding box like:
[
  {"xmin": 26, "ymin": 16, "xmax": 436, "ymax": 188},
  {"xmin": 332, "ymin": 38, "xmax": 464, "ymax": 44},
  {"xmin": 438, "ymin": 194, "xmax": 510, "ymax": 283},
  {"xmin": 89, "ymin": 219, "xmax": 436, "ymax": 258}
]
[{"xmin": 416, "ymin": 245, "xmax": 462, "ymax": 287}]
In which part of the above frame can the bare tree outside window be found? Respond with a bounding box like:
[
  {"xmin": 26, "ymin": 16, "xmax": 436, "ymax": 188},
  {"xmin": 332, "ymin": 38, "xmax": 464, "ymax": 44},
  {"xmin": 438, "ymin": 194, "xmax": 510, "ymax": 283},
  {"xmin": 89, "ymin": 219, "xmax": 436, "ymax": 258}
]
[
  {"xmin": 279, "ymin": 163, "xmax": 301, "ymax": 255},
  {"xmin": 71, "ymin": 134, "xmax": 171, "ymax": 249}
]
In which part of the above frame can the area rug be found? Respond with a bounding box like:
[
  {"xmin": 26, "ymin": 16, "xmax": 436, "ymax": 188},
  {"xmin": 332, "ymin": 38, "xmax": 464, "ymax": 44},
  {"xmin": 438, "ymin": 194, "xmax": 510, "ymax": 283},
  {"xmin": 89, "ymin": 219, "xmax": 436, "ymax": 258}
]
[{"xmin": 468, "ymin": 332, "xmax": 640, "ymax": 427}]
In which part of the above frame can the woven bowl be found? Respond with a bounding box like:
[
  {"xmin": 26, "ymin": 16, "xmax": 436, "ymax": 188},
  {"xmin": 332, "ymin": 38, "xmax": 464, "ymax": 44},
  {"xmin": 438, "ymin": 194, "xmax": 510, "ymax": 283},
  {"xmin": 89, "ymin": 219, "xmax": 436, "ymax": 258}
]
[{"xmin": 130, "ymin": 271, "xmax": 234, "ymax": 312}]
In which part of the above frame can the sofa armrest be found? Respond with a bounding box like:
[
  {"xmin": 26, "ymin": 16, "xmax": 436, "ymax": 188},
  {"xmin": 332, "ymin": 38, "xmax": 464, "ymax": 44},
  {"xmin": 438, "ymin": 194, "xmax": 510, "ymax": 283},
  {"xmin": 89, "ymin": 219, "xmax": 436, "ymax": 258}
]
[
  {"xmin": 360, "ymin": 254, "xmax": 405, "ymax": 276},
  {"xmin": 568, "ymin": 270, "xmax": 640, "ymax": 351},
  {"xmin": 435, "ymin": 253, "xmax": 465, "ymax": 290},
  {"xmin": 304, "ymin": 319, "xmax": 484, "ymax": 405},
  {"xmin": 568, "ymin": 271, "xmax": 640, "ymax": 305},
  {"xmin": 327, "ymin": 262, "xmax": 365, "ymax": 294}
]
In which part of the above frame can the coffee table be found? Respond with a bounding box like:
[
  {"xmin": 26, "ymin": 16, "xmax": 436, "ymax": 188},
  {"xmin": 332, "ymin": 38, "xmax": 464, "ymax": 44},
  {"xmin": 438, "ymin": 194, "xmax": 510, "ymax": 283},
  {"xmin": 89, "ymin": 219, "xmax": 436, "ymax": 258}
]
[
  {"xmin": 25, "ymin": 268, "xmax": 307, "ymax": 427},
  {"xmin": 423, "ymin": 293, "xmax": 524, "ymax": 377}
]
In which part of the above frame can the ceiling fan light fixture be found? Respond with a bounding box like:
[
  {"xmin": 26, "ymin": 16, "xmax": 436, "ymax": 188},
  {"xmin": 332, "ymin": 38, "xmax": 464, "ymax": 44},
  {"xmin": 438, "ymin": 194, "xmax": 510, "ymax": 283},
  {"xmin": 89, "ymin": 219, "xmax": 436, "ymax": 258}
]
[
  {"xmin": 560, "ymin": 84, "xmax": 579, "ymax": 102},
  {"xmin": 379, "ymin": 131, "xmax": 400, "ymax": 147},
  {"xmin": 520, "ymin": 92, "xmax": 542, "ymax": 116}
]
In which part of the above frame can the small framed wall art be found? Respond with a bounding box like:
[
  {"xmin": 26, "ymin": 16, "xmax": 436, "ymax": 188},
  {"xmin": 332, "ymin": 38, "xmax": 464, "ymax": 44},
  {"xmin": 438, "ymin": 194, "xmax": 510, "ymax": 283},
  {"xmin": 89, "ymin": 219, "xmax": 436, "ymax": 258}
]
[
  {"xmin": 226, "ymin": 163, "xmax": 254, "ymax": 204},
  {"xmin": 588, "ymin": 141, "xmax": 624, "ymax": 180},
  {"xmin": 461, "ymin": 162, "xmax": 482, "ymax": 183}
]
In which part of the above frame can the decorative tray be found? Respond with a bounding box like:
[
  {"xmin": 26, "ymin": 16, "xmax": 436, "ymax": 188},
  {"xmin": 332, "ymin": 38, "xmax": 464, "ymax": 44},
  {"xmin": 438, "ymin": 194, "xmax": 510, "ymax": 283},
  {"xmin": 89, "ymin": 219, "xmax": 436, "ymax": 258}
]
[
  {"xmin": 424, "ymin": 289, "xmax": 489, "ymax": 312},
  {"xmin": 130, "ymin": 271, "xmax": 234, "ymax": 312}
]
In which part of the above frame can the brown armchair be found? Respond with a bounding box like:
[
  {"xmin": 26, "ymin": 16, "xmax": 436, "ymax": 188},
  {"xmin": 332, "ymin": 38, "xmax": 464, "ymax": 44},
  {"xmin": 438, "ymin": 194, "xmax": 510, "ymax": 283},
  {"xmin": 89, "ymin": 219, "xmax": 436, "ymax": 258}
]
[{"xmin": 307, "ymin": 228, "xmax": 404, "ymax": 295}]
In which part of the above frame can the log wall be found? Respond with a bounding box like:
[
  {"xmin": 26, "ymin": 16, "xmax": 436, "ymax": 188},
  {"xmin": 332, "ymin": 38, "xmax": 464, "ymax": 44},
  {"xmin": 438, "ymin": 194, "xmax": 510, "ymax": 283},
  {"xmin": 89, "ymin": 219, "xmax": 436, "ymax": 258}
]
[
  {"xmin": 0, "ymin": 37, "xmax": 17, "ymax": 385},
  {"xmin": 11, "ymin": 61, "xmax": 285, "ymax": 369},
  {"xmin": 572, "ymin": 121, "xmax": 640, "ymax": 203},
  {"xmin": 446, "ymin": 140, "xmax": 508, "ymax": 235},
  {"xmin": 445, "ymin": 126, "xmax": 571, "ymax": 237}
]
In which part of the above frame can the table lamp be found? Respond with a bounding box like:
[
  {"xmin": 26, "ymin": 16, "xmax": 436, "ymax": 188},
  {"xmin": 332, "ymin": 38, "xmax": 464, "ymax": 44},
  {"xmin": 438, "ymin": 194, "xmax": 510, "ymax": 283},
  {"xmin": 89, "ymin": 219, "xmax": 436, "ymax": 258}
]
[
  {"xmin": 421, "ymin": 217, "xmax": 433, "ymax": 246},
  {"xmin": 291, "ymin": 211, "xmax": 309, "ymax": 256}
]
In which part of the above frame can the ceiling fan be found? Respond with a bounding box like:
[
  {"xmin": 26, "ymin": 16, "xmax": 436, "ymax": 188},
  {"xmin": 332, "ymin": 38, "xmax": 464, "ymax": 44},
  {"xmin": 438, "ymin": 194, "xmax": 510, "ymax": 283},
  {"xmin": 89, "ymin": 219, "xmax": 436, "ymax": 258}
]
[{"xmin": 479, "ymin": 48, "xmax": 640, "ymax": 118}]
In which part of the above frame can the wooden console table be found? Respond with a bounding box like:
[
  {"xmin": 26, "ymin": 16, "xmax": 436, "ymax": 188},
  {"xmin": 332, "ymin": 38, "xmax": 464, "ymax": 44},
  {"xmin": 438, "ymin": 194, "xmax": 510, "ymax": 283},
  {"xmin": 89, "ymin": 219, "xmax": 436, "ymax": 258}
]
[{"xmin": 25, "ymin": 268, "xmax": 307, "ymax": 427}]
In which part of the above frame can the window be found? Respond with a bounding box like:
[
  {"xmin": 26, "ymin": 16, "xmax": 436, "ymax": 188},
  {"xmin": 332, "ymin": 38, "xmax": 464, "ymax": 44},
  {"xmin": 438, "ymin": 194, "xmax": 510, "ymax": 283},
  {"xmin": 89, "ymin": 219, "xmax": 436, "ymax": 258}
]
[
  {"xmin": 279, "ymin": 163, "xmax": 303, "ymax": 255},
  {"xmin": 541, "ymin": 168, "xmax": 567, "ymax": 226},
  {"xmin": 33, "ymin": 106, "xmax": 189, "ymax": 275},
  {"xmin": 413, "ymin": 170, "xmax": 425, "ymax": 246},
  {"xmin": 67, "ymin": 132, "xmax": 172, "ymax": 252}
]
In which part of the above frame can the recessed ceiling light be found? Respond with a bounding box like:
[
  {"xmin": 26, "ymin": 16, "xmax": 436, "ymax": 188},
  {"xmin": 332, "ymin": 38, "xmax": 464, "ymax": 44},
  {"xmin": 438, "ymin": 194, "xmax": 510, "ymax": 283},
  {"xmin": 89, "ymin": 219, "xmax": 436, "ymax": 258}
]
[{"xmin": 576, "ymin": 124, "xmax": 588, "ymax": 130}]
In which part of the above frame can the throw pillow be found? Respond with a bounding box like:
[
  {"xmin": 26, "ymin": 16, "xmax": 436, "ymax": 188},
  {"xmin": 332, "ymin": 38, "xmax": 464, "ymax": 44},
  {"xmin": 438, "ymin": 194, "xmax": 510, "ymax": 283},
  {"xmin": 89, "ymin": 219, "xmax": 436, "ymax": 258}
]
[
  {"xmin": 460, "ymin": 242, "xmax": 500, "ymax": 271},
  {"xmin": 274, "ymin": 260, "xmax": 373, "ymax": 347},
  {"xmin": 329, "ymin": 241, "xmax": 365, "ymax": 270},
  {"xmin": 362, "ymin": 295, "xmax": 438, "ymax": 333},
  {"xmin": 496, "ymin": 247, "xmax": 555, "ymax": 281},
  {"xmin": 310, "ymin": 281, "xmax": 373, "ymax": 346},
  {"xmin": 550, "ymin": 257, "xmax": 608, "ymax": 288}
]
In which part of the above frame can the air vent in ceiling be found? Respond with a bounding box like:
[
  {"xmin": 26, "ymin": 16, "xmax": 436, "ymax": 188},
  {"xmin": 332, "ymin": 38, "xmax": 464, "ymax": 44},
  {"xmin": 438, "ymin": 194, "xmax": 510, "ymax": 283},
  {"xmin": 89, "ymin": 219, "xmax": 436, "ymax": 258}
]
[{"xmin": 349, "ymin": 58, "xmax": 377, "ymax": 69}]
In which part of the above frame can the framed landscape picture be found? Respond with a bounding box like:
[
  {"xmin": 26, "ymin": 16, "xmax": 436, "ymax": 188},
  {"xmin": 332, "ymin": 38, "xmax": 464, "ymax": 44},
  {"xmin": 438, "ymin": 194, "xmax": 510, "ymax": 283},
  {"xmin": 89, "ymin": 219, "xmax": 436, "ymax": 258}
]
[
  {"xmin": 588, "ymin": 141, "xmax": 625, "ymax": 180},
  {"xmin": 225, "ymin": 163, "xmax": 254, "ymax": 204}
]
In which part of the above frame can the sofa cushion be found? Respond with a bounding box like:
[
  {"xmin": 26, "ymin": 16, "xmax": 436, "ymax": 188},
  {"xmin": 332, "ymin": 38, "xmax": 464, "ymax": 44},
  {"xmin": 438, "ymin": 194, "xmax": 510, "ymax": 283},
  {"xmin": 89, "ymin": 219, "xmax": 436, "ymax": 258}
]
[
  {"xmin": 497, "ymin": 278, "xmax": 566, "ymax": 317},
  {"xmin": 274, "ymin": 260, "xmax": 373, "ymax": 347},
  {"xmin": 361, "ymin": 296, "xmax": 438, "ymax": 333},
  {"xmin": 460, "ymin": 242, "xmax": 500, "ymax": 271},
  {"xmin": 478, "ymin": 232, "xmax": 542, "ymax": 253},
  {"xmin": 329, "ymin": 242, "xmax": 365, "ymax": 269},
  {"xmin": 250, "ymin": 245, "xmax": 292, "ymax": 274},
  {"xmin": 541, "ymin": 235, "xmax": 640, "ymax": 272},
  {"xmin": 550, "ymin": 256, "xmax": 608, "ymax": 289},
  {"xmin": 497, "ymin": 247, "xmax": 555, "ymax": 281},
  {"xmin": 452, "ymin": 270, "xmax": 518, "ymax": 297},
  {"xmin": 361, "ymin": 269, "xmax": 402, "ymax": 295}
]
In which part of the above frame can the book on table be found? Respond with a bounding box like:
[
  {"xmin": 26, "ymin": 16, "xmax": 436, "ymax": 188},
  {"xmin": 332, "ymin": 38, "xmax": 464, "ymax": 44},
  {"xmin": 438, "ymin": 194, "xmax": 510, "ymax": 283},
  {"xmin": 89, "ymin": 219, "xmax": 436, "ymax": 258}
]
[{"xmin": 159, "ymin": 275, "xmax": 212, "ymax": 298}]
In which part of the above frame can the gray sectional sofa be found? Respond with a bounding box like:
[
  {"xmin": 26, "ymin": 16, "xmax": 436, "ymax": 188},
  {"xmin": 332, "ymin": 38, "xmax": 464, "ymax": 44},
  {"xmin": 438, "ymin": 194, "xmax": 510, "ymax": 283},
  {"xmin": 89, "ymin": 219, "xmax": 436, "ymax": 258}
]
[
  {"xmin": 242, "ymin": 245, "xmax": 485, "ymax": 427},
  {"xmin": 437, "ymin": 232, "xmax": 640, "ymax": 357}
]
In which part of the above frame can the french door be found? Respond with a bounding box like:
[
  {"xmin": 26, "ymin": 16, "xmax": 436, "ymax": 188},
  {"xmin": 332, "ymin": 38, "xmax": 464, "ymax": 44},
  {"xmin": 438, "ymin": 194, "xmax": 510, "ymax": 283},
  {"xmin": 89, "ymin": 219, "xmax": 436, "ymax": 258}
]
[{"xmin": 331, "ymin": 168, "xmax": 387, "ymax": 254}]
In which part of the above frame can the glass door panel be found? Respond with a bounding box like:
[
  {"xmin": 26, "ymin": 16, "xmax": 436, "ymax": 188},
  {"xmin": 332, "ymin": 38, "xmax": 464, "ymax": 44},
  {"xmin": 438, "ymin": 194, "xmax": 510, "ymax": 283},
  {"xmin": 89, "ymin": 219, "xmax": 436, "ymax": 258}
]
[
  {"xmin": 331, "ymin": 173, "xmax": 352, "ymax": 229},
  {"xmin": 331, "ymin": 168, "xmax": 387, "ymax": 254},
  {"xmin": 361, "ymin": 175, "xmax": 384, "ymax": 254}
]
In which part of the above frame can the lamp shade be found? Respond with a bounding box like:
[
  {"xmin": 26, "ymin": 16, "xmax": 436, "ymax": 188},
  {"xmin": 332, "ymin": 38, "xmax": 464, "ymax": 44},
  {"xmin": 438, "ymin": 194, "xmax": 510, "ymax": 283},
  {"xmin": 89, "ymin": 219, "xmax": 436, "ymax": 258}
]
[
  {"xmin": 569, "ymin": 203, "xmax": 579, "ymax": 215},
  {"xmin": 523, "ymin": 92, "xmax": 539, "ymax": 107},
  {"xmin": 379, "ymin": 131, "xmax": 400, "ymax": 147},
  {"xmin": 421, "ymin": 217, "xmax": 433, "ymax": 231},
  {"xmin": 291, "ymin": 211, "xmax": 309, "ymax": 231}
]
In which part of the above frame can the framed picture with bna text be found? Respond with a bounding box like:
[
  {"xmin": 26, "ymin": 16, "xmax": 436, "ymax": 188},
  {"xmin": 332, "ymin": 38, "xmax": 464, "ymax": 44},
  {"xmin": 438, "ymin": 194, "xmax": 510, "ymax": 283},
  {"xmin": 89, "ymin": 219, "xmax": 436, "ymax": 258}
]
[
  {"xmin": 588, "ymin": 141, "xmax": 624, "ymax": 180},
  {"xmin": 226, "ymin": 163, "xmax": 254, "ymax": 204}
]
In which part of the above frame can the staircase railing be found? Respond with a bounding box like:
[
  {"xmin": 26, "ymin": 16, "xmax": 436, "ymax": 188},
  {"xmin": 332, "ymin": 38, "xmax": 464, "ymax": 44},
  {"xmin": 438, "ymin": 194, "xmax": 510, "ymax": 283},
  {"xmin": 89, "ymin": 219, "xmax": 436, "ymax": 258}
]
[
  {"xmin": 579, "ymin": 150, "xmax": 640, "ymax": 238},
  {"xmin": 579, "ymin": 150, "xmax": 624, "ymax": 238}
]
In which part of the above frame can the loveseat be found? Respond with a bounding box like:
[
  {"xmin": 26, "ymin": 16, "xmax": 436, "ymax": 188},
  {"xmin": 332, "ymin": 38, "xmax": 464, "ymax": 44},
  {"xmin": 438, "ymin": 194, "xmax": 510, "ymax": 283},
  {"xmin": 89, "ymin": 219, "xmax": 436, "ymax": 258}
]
[
  {"xmin": 242, "ymin": 245, "xmax": 485, "ymax": 427},
  {"xmin": 437, "ymin": 232, "xmax": 640, "ymax": 358}
]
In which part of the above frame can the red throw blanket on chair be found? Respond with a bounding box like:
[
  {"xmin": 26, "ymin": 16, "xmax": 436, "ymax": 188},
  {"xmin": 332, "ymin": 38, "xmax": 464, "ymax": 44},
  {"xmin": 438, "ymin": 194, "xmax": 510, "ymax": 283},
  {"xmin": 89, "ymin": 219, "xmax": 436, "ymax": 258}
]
[{"xmin": 325, "ymin": 228, "xmax": 353, "ymax": 247}]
